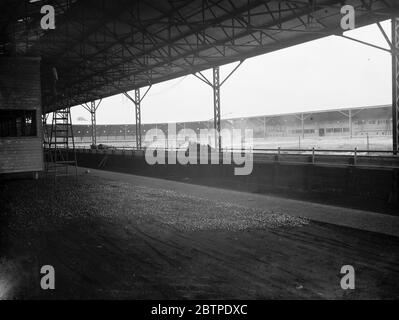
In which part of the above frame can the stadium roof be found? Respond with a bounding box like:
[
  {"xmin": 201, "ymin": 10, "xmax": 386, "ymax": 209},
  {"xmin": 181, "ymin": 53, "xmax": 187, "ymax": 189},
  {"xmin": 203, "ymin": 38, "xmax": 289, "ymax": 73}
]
[
  {"xmin": 68, "ymin": 104, "xmax": 391, "ymax": 126},
  {"xmin": 0, "ymin": 0, "xmax": 396, "ymax": 113}
]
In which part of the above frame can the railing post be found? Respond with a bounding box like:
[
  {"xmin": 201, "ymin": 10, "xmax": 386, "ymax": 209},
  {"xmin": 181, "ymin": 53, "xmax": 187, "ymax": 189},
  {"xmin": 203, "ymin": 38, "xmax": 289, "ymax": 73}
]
[
  {"xmin": 312, "ymin": 147, "xmax": 315, "ymax": 164},
  {"xmin": 354, "ymin": 147, "xmax": 357, "ymax": 166}
]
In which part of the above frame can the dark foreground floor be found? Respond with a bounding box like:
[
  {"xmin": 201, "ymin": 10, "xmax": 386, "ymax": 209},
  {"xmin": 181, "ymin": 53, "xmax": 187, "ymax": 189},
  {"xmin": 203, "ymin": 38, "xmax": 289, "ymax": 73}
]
[{"xmin": 1, "ymin": 173, "xmax": 399, "ymax": 299}]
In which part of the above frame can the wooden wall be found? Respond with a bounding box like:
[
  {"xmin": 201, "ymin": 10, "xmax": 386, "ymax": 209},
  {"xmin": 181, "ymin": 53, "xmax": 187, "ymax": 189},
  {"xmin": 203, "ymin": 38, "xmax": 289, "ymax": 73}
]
[{"xmin": 0, "ymin": 57, "xmax": 43, "ymax": 174}]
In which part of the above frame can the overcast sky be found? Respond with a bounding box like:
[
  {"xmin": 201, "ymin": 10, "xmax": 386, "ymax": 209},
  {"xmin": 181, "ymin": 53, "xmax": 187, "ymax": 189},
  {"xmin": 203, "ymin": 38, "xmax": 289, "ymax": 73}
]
[{"xmin": 71, "ymin": 20, "xmax": 392, "ymax": 125}]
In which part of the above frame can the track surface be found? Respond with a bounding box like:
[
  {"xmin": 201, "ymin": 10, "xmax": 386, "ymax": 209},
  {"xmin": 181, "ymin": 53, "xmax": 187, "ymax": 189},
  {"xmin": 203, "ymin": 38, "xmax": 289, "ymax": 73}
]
[{"xmin": 1, "ymin": 172, "xmax": 399, "ymax": 299}]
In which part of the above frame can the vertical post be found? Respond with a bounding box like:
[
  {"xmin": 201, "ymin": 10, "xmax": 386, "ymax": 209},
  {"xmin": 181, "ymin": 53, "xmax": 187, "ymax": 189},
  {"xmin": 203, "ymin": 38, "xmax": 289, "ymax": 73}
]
[
  {"xmin": 264, "ymin": 116, "xmax": 267, "ymax": 138},
  {"xmin": 349, "ymin": 109, "xmax": 352, "ymax": 138},
  {"xmin": 392, "ymin": 18, "xmax": 399, "ymax": 155},
  {"xmin": 213, "ymin": 66, "xmax": 221, "ymax": 152},
  {"xmin": 354, "ymin": 147, "xmax": 357, "ymax": 166},
  {"xmin": 301, "ymin": 113, "xmax": 305, "ymax": 138},
  {"xmin": 312, "ymin": 147, "xmax": 315, "ymax": 164},
  {"xmin": 367, "ymin": 133, "xmax": 370, "ymax": 153},
  {"xmin": 135, "ymin": 88, "xmax": 141, "ymax": 150},
  {"xmin": 124, "ymin": 87, "xmax": 151, "ymax": 150},
  {"xmin": 194, "ymin": 62, "xmax": 244, "ymax": 152},
  {"xmin": 90, "ymin": 101, "xmax": 96, "ymax": 146}
]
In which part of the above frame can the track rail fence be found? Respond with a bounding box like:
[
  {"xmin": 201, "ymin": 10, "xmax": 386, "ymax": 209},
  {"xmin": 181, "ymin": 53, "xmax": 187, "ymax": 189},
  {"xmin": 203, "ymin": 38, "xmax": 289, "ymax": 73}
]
[{"xmin": 51, "ymin": 145, "xmax": 399, "ymax": 170}]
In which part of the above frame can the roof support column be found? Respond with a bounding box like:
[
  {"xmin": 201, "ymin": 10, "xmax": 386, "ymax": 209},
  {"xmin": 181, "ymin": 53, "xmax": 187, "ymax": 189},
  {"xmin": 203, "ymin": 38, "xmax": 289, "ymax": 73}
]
[
  {"xmin": 213, "ymin": 67, "xmax": 222, "ymax": 152},
  {"xmin": 124, "ymin": 85, "xmax": 152, "ymax": 150},
  {"xmin": 82, "ymin": 99, "xmax": 102, "ymax": 147},
  {"xmin": 193, "ymin": 61, "xmax": 244, "ymax": 152},
  {"xmin": 392, "ymin": 17, "xmax": 399, "ymax": 155},
  {"xmin": 264, "ymin": 116, "xmax": 267, "ymax": 138},
  {"xmin": 340, "ymin": 20, "xmax": 398, "ymax": 150},
  {"xmin": 349, "ymin": 109, "xmax": 352, "ymax": 138},
  {"xmin": 294, "ymin": 113, "xmax": 311, "ymax": 140},
  {"xmin": 90, "ymin": 101, "xmax": 97, "ymax": 146},
  {"xmin": 135, "ymin": 89, "xmax": 142, "ymax": 150}
]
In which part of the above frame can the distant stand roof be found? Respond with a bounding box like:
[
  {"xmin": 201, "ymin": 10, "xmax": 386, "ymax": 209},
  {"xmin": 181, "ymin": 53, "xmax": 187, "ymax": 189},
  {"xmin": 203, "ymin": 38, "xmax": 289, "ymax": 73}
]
[{"xmin": 67, "ymin": 104, "xmax": 391, "ymax": 127}]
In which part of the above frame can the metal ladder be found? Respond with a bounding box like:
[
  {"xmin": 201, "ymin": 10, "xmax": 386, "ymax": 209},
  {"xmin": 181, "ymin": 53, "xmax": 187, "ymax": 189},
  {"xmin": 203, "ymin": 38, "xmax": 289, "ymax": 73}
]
[
  {"xmin": 42, "ymin": 113, "xmax": 51, "ymax": 172},
  {"xmin": 47, "ymin": 108, "xmax": 78, "ymax": 180}
]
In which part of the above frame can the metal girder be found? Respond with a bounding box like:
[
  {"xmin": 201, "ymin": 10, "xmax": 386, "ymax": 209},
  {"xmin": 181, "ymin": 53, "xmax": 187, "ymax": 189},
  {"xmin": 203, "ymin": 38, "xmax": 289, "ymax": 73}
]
[
  {"xmin": 340, "ymin": 34, "xmax": 392, "ymax": 53},
  {"xmin": 213, "ymin": 66, "xmax": 221, "ymax": 152},
  {"xmin": 3, "ymin": 0, "xmax": 390, "ymax": 112},
  {"xmin": 340, "ymin": 17, "xmax": 399, "ymax": 153},
  {"xmin": 393, "ymin": 17, "xmax": 399, "ymax": 155},
  {"xmin": 123, "ymin": 85, "xmax": 151, "ymax": 149},
  {"xmin": 293, "ymin": 112, "xmax": 312, "ymax": 138},
  {"xmin": 194, "ymin": 61, "xmax": 244, "ymax": 152},
  {"xmin": 82, "ymin": 99, "xmax": 102, "ymax": 146},
  {"xmin": 335, "ymin": 15, "xmax": 399, "ymax": 154},
  {"xmin": 90, "ymin": 101, "xmax": 97, "ymax": 145},
  {"xmin": 135, "ymin": 89, "xmax": 141, "ymax": 150}
]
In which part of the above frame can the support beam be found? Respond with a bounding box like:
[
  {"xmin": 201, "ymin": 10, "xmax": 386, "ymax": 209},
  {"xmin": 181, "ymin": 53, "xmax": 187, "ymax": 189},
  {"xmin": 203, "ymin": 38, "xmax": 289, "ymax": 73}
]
[
  {"xmin": 293, "ymin": 113, "xmax": 311, "ymax": 139},
  {"xmin": 213, "ymin": 66, "xmax": 221, "ymax": 152},
  {"xmin": 349, "ymin": 109, "xmax": 352, "ymax": 138},
  {"xmin": 82, "ymin": 99, "xmax": 102, "ymax": 146},
  {"xmin": 193, "ymin": 61, "xmax": 244, "ymax": 152},
  {"xmin": 264, "ymin": 116, "xmax": 267, "ymax": 138},
  {"xmin": 340, "ymin": 34, "xmax": 391, "ymax": 53},
  {"xmin": 90, "ymin": 101, "xmax": 97, "ymax": 145},
  {"xmin": 338, "ymin": 109, "xmax": 364, "ymax": 139},
  {"xmin": 341, "ymin": 20, "xmax": 399, "ymax": 153},
  {"xmin": 135, "ymin": 89, "xmax": 141, "ymax": 150},
  {"xmin": 123, "ymin": 85, "xmax": 152, "ymax": 150},
  {"xmin": 392, "ymin": 17, "xmax": 399, "ymax": 155}
]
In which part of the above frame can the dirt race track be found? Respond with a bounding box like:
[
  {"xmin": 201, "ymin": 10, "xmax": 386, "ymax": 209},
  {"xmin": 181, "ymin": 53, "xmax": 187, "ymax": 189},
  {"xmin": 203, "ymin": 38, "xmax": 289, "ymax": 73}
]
[{"xmin": 1, "ymin": 171, "xmax": 399, "ymax": 299}]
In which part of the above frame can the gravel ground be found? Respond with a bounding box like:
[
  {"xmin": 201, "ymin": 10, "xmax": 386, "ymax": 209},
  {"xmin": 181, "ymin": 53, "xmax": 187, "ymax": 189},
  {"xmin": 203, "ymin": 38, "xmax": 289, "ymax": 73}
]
[
  {"xmin": 1, "ymin": 173, "xmax": 399, "ymax": 299},
  {"xmin": 1, "ymin": 175, "xmax": 308, "ymax": 233}
]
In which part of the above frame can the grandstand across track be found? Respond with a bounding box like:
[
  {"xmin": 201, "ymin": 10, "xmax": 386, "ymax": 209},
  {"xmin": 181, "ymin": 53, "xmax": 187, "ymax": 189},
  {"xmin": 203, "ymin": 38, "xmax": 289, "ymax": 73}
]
[{"xmin": 70, "ymin": 105, "xmax": 393, "ymax": 147}]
